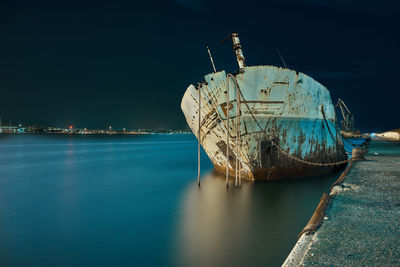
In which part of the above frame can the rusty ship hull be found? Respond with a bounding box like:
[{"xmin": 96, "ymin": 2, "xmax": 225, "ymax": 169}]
[{"xmin": 181, "ymin": 65, "xmax": 347, "ymax": 181}]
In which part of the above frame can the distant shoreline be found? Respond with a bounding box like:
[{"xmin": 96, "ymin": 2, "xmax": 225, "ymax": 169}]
[{"xmin": 0, "ymin": 132, "xmax": 193, "ymax": 136}]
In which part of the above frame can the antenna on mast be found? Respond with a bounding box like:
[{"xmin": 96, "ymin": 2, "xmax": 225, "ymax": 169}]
[
  {"xmin": 276, "ymin": 49, "xmax": 287, "ymax": 68},
  {"xmin": 206, "ymin": 45, "xmax": 217, "ymax": 73}
]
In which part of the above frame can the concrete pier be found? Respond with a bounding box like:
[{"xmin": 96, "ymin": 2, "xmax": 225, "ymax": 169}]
[{"xmin": 284, "ymin": 141, "xmax": 400, "ymax": 266}]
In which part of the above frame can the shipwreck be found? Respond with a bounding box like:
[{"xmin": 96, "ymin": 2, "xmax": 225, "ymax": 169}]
[{"xmin": 181, "ymin": 33, "xmax": 348, "ymax": 182}]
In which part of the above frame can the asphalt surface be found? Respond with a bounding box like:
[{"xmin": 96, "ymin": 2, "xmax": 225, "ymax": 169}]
[{"xmin": 300, "ymin": 141, "xmax": 400, "ymax": 266}]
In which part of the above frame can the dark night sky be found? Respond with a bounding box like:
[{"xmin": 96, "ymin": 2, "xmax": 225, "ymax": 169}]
[{"xmin": 1, "ymin": 0, "xmax": 399, "ymax": 131}]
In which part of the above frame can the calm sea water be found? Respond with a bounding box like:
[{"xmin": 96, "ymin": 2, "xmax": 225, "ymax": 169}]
[{"xmin": 0, "ymin": 134, "xmax": 341, "ymax": 266}]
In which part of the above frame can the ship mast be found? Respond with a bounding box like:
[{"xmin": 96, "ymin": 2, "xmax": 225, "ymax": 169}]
[{"xmin": 231, "ymin": 32, "xmax": 246, "ymax": 71}]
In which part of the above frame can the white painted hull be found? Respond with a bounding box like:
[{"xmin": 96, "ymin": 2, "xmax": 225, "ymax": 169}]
[{"xmin": 181, "ymin": 66, "xmax": 347, "ymax": 180}]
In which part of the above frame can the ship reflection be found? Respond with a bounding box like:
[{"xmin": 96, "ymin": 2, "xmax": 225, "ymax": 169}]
[{"xmin": 172, "ymin": 170, "xmax": 339, "ymax": 267}]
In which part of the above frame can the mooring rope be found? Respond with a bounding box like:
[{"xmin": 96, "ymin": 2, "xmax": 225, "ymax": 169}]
[
  {"xmin": 320, "ymin": 106, "xmax": 348, "ymax": 155},
  {"xmin": 322, "ymin": 114, "xmax": 359, "ymax": 148},
  {"xmin": 227, "ymin": 74, "xmax": 350, "ymax": 167}
]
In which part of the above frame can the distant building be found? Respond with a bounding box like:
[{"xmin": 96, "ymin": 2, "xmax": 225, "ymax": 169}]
[
  {"xmin": 0, "ymin": 125, "xmax": 26, "ymax": 133},
  {"xmin": 17, "ymin": 127, "xmax": 27, "ymax": 133},
  {"xmin": 45, "ymin": 127, "xmax": 63, "ymax": 133}
]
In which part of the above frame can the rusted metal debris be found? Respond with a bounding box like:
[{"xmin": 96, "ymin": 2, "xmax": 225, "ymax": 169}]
[{"xmin": 181, "ymin": 33, "xmax": 348, "ymax": 181}]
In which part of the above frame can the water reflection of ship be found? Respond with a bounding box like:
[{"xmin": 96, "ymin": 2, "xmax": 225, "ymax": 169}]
[
  {"xmin": 181, "ymin": 33, "xmax": 348, "ymax": 181},
  {"xmin": 172, "ymin": 171, "xmax": 340, "ymax": 266},
  {"xmin": 174, "ymin": 172, "xmax": 252, "ymax": 266}
]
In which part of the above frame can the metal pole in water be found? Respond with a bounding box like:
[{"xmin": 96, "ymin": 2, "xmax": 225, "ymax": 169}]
[
  {"xmin": 235, "ymin": 86, "xmax": 239, "ymax": 187},
  {"xmin": 235, "ymin": 143, "xmax": 238, "ymax": 187},
  {"xmin": 198, "ymin": 85, "xmax": 201, "ymax": 186},
  {"xmin": 225, "ymin": 80, "xmax": 230, "ymax": 188},
  {"xmin": 237, "ymin": 86, "xmax": 241, "ymax": 186}
]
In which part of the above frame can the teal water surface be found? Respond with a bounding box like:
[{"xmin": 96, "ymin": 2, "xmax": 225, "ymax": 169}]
[{"xmin": 0, "ymin": 134, "xmax": 341, "ymax": 266}]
